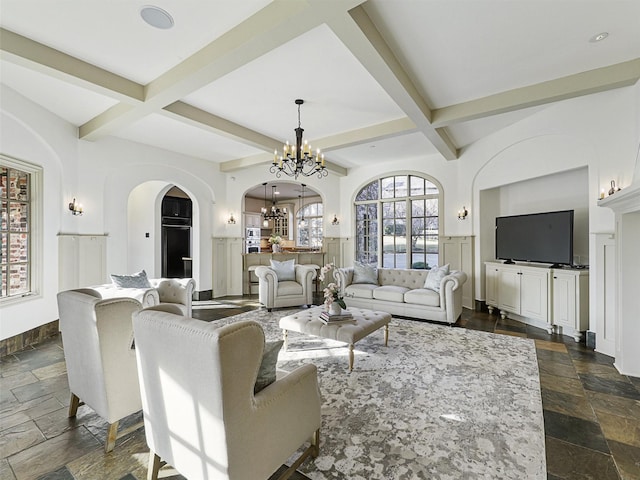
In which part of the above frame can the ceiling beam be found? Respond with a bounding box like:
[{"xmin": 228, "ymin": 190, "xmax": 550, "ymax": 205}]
[
  {"xmin": 162, "ymin": 101, "xmax": 281, "ymax": 152},
  {"xmin": 326, "ymin": 6, "xmax": 458, "ymax": 160},
  {"xmin": 77, "ymin": 0, "xmax": 367, "ymax": 141},
  {"xmin": 315, "ymin": 117, "xmax": 417, "ymax": 151},
  {"xmin": 0, "ymin": 28, "xmax": 144, "ymax": 103},
  {"xmin": 217, "ymin": 116, "xmax": 415, "ymax": 174},
  {"xmin": 432, "ymin": 58, "xmax": 640, "ymax": 127}
]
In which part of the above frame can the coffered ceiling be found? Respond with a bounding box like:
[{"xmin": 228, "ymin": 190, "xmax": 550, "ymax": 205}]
[{"xmin": 1, "ymin": 0, "xmax": 639, "ymax": 176}]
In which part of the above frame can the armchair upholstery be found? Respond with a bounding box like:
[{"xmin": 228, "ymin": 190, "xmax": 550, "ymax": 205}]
[
  {"xmin": 90, "ymin": 277, "xmax": 195, "ymax": 316},
  {"xmin": 255, "ymin": 264, "xmax": 316, "ymax": 311},
  {"xmin": 57, "ymin": 289, "xmax": 143, "ymax": 452},
  {"xmin": 132, "ymin": 310, "xmax": 321, "ymax": 480}
]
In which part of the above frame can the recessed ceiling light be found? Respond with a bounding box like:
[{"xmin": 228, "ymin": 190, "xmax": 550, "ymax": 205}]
[
  {"xmin": 589, "ymin": 32, "xmax": 609, "ymax": 43},
  {"xmin": 140, "ymin": 5, "xmax": 174, "ymax": 29}
]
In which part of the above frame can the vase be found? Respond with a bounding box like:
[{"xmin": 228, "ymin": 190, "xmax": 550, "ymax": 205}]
[
  {"xmin": 329, "ymin": 302, "xmax": 342, "ymax": 316},
  {"xmin": 272, "ymin": 244, "xmax": 281, "ymax": 253}
]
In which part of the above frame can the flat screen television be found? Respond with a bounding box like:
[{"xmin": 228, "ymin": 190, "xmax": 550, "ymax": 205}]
[{"xmin": 495, "ymin": 210, "xmax": 574, "ymax": 267}]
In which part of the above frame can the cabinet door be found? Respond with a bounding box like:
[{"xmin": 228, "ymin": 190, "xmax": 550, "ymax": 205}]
[
  {"xmin": 520, "ymin": 270, "xmax": 549, "ymax": 322},
  {"xmin": 485, "ymin": 264, "xmax": 499, "ymax": 306},
  {"xmin": 552, "ymin": 272, "xmax": 576, "ymax": 327},
  {"xmin": 498, "ymin": 269, "xmax": 520, "ymax": 314}
]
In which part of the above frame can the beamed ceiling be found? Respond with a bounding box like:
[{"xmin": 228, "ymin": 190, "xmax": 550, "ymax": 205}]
[{"xmin": 1, "ymin": 0, "xmax": 639, "ymax": 177}]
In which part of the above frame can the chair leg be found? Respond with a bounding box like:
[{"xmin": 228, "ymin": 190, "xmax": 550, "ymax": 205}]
[
  {"xmin": 311, "ymin": 428, "xmax": 320, "ymax": 457},
  {"xmin": 147, "ymin": 452, "xmax": 164, "ymax": 480},
  {"xmin": 277, "ymin": 430, "xmax": 321, "ymax": 480},
  {"xmin": 68, "ymin": 393, "xmax": 81, "ymax": 418},
  {"xmin": 105, "ymin": 421, "xmax": 119, "ymax": 453}
]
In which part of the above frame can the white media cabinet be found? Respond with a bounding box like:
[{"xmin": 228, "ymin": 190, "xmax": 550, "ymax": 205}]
[{"xmin": 485, "ymin": 261, "xmax": 589, "ymax": 342}]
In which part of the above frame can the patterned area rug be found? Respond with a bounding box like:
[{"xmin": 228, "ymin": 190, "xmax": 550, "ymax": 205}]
[{"xmin": 214, "ymin": 308, "xmax": 546, "ymax": 480}]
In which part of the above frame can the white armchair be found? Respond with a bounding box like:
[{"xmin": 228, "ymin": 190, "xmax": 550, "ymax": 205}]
[
  {"xmin": 255, "ymin": 264, "xmax": 316, "ymax": 311},
  {"xmin": 56, "ymin": 289, "xmax": 143, "ymax": 452},
  {"xmin": 132, "ymin": 310, "xmax": 322, "ymax": 480},
  {"xmin": 90, "ymin": 277, "xmax": 195, "ymax": 316}
]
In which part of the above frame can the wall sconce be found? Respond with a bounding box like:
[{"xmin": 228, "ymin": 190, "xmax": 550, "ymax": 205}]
[
  {"xmin": 331, "ymin": 214, "xmax": 340, "ymax": 226},
  {"xmin": 457, "ymin": 206, "xmax": 468, "ymax": 220},
  {"xmin": 227, "ymin": 213, "xmax": 236, "ymax": 224},
  {"xmin": 68, "ymin": 198, "xmax": 83, "ymax": 216}
]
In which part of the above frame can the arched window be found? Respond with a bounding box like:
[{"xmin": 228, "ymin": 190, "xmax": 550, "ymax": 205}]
[
  {"xmin": 354, "ymin": 174, "xmax": 440, "ymax": 269},
  {"xmin": 297, "ymin": 202, "xmax": 323, "ymax": 248}
]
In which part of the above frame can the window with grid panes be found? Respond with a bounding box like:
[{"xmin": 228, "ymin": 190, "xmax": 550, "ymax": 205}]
[
  {"xmin": 355, "ymin": 174, "xmax": 440, "ymax": 269},
  {"xmin": 1, "ymin": 156, "xmax": 40, "ymax": 300},
  {"xmin": 296, "ymin": 202, "xmax": 323, "ymax": 248}
]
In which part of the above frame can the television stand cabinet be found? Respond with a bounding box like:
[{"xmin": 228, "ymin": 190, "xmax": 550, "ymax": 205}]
[{"xmin": 485, "ymin": 261, "xmax": 589, "ymax": 342}]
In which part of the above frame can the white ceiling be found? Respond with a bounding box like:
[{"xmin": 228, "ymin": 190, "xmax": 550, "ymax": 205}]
[{"xmin": 1, "ymin": 0, "xmax": 639, "ymax": 175}]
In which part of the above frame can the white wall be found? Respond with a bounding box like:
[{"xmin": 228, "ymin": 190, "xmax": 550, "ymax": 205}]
[{"xmin": 0, "ymin": 86, "xmax": 77, "ymax": 339}]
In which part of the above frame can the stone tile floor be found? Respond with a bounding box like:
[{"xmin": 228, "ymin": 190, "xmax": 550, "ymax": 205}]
[{"xmin": 1, "ymin": 296, "xmax": 639, "ymax": 479}]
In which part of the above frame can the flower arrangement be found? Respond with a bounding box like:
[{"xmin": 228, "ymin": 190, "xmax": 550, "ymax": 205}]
[
  {"xmin": 268, "ymin": 234, "xmax": 282, "ymax": 245},
  {"xmin": 319, "ymin": 263, "xmax": 346, "ymax": 309}
]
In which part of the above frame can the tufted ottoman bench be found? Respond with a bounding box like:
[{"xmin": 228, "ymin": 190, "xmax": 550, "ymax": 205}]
[{"xmin": 279, "ymin": 306, "xmax": 391, "ymax": 371}]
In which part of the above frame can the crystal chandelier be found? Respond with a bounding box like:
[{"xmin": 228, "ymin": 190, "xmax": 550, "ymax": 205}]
[
  {"xmin": 270, "ymin": 99, "xmax": 328, "ymax": 179},
  {"xmin": 261, "ymin": 183, "xmax": 287, "ymax": 227}
]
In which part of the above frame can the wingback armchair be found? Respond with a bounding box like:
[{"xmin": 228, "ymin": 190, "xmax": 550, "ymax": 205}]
[
  {"xmin": 255, "ymin": 264, "xmax": 316, "ymax": 311},
  {"xmin": 57, "ymin": 289, "xmax": 143, "ymax": 452},
  {"xmin": 132, "ymin": 310, "xmax": 321, "ymax": 480}
]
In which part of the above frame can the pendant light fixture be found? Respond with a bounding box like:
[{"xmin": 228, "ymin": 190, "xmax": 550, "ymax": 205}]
[
  {"xmin": 298, "ymin": 183, "xmax": 306, "ymax": 228},
  {"xmin": 261, "ymin": 183, "xmax": 287, "ymax": 227},
  {"xmin": 270, "ymin": 99, "xmax": 328, "ymax": 179}
]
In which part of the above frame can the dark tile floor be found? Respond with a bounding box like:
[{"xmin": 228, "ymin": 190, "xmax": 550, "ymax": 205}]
[{"xmin": 1, "ymin": 296, "xmax": 639, "ymax": 479}]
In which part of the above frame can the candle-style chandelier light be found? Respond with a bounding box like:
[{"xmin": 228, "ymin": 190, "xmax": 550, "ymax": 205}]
[
  {"xmin": 270, "ymin": 99, "xmax": 328, "ymax": 179},
  {"xmin": 261, "ymin": 183, "xmax": 287, "ymax": 227}
]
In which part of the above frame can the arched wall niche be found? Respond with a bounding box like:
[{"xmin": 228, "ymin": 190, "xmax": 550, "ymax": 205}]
[
  {"xmin": 472, "ymin": 134, "xmax": 595, "ymax": 302},
  {"xmin": 105, "ymin": 165, "xmax": 214, "ymax": 292}
]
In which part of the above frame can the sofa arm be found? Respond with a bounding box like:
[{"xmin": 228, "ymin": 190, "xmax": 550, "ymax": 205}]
[
  {"xmin": 440, "ymin": 270, "xmax": 468, "ymax": 323},
  {"xmin": 90, "ymin": 284, "xmax": 160, "ymax": 308},
  {"xmin": 255, "ymin": 266, "xmax": 278, "ymax": 284},
  {"xmin": 334, "ymin": 267, "xmax": 354, "ymax": 294}
]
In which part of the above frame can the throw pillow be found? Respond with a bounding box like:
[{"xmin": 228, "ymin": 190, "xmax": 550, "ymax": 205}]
[
  {"xmin": 423, "ymin": 264, "xmax": 450, "ymax": 292},
  {"xmin": 254, "ymin": 340, "xmax": 284, "ymax": 394},
  {"xmin": 353, "ymin": 261, "xmax": 378, "ymax": 285},
  {"xmin": 111, "ymin": 269, "xmax": 152, "ymax": 288},
  {"xmin": 270, "ymin": 259, "xmax": 296, "ymax": 281}
]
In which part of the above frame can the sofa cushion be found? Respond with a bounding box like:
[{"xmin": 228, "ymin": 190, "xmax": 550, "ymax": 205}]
[
  {"xmin": 404, "ymin": 288, "xmax": 441, "ymax": 307},
  {"xmin": 424, "ymin": 264, "xmax": 450, "ymax": 292},
  {"xmin": 372, "ymin": 285, "xmax": 409, "ymax": 303},
  {"xmin": 270, "ymin": 259, "xmax": 296, "ymax": 281},
  {"xmin": 277, "ymin": 280, "xmax": 303, "ymax": 296},
  {"xmin": 254, "ymin": 340, "xmax": 283, "ymax": 394},
  {"xmin": 345, "ymin": 283, "xmax": 377, "ymax": 299},
  {"xmin": 353, "ymin": 261, "xmax": 378, "ymax": 285},
  {"xmin": 111, "ymin": 270, "xmax": 151, "ymax": 288}
]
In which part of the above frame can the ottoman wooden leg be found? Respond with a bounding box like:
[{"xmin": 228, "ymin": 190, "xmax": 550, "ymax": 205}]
[
  {"xmin": 384, "ymin": 324, "xmax": 389, "ymax": 346},
  {"xmin": 348, "ymin": 344, "xmax": 354, "ymax": 372}
]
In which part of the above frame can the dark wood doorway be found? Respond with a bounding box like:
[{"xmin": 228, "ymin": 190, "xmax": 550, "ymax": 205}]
[{"xmin": 161, "ymin": 187, "xmax": 192, "ymax": 278}]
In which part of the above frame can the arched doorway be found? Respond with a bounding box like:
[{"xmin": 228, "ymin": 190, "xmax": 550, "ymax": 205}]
[{"xmin": 161, "ymin": 186, "xmax": 192, "ymax": 278}]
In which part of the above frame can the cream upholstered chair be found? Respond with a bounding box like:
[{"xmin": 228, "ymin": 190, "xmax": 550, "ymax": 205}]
[
  {"xmin": 57, "ymin": 289, "xmax": 143, "ymax": 452},
  {"xmin": 91, "ymin": 277, "xmax": 195, "ymax": 316},
  {"xmin": 255, "ymin": 264, "xmax": 316, "ymax": 311},
  {"xmin": 132, "ymin": 310, "xmax": 321, "ymax": 480}
]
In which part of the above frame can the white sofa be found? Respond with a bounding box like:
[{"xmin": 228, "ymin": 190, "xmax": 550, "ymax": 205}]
[
  {"xmin": 90, "ymin": 278, "xmax": 196, "ymax": 317},
  {"xmin": 334, "ymin": 267, "xmax": 467, "ymax": 324}
]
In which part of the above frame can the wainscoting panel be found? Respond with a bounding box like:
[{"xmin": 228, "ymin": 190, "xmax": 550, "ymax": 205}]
[
  {"xmin": 58, "ymin": 234, "xmax": 107, "ymax": 290},
  {"xmin": 594, "ymin": 233, "xmax": 616, "ymax": 357},
  {"xmin": 441, "ymin": 236, "xmax": 475, "ymax": 310}
]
